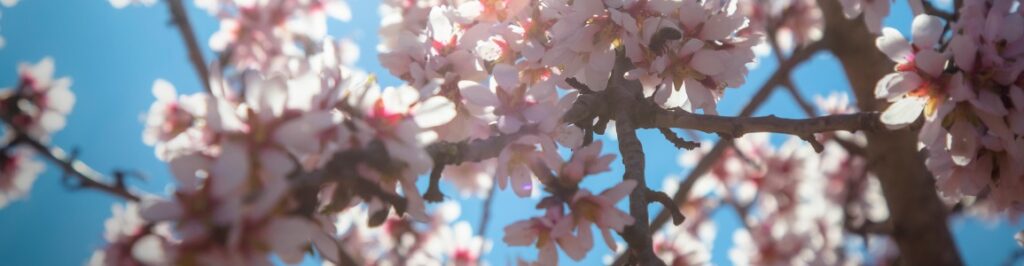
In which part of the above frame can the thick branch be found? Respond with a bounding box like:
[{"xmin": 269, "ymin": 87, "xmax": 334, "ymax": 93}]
[
  {"xmin": 426, "ymin": 127, "xmax": 535, "ymax": 166},
  {"xmin": 638, "ymin": 109, "xmax": 883, "ymax": 140},
  {"xmin": 631, "ymin": 41, "xmax": 827, "ymax": 264},
  {"xmin": 166, "ymin": 0, "xmax": 212, "ymax": 93},
  {"xmin": 609, "ymin": 51, "xmax": 663, "ymax": 266}
]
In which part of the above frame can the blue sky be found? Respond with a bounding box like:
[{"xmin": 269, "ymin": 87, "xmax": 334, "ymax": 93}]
[{"xmin": 0, "ymin": 0, "xmax": 1020, "ymax": 265}]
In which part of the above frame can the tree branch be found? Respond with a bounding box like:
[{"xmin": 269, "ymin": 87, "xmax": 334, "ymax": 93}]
[
  {"xmin": 644, "ymin": 188, "xmax": 685, "ymax": 226},
  {"xmin": 657, "ymin": 128, "xmax": 700, "ymax": 150},
  {"xmin": 426, "ymin": 127, "xmax": 536, "ymax": 166},
  {"xmin": 638, "ymin": 109, "xmax": 883, "ymax": 143},
  {"xmin": 165, "ymin": 0, "xmax": 212, "ymax": 93},
  {"xmin": 609, "ymin": 51, "xmax": 663, "ymax": 266},
  {"xmin": 0, "ymin": 114, "xmax": 140, "ymax": 201},
  {"xmin": 423, "ymin": 162, "xmax": 445, "ymax": 202}
]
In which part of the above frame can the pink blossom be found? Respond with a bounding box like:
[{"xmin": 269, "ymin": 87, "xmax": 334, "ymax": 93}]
[
  {"xmin": 493, "ymin": 136, "xmax": 548, "ymax": 196},
  {"xmin": 202, "ymin": 0, "xmax": 352, "ymax": 71},
  {"xmin": 837, "ymin": 0, "xmax": 891, "ymax": 33},
  {"xmin": 89, "ymin": 202, "xmax": 175, "ymax": 266},
  {"xmin": 437, "ymin": 221, "xmax": 490, "ymax": 265},
  {"xmin": 551, "ymin": 141, "xmax": 616, "ymax": 185},
  {"xmin": 739, "ymin": 0, "xmax": 823, "ymax": 53},
  {"xmin": 565, "ymin": 180, "xmax": 637, "ymax": 253},
  {"xmin": 142, "ymin": 79, "xmax": 210, "ymax": 161},
  {"xmin": 875, "ymin": 15, "xmax": 948, "ymax": 129},
  {"xmin": 3, "ymin": 57, "xmax": 76, "ymax": 141},
  {"xmin": 443, "ymin": 158, "xmax": 496, "ymax": 198},
  {"xmin": 503, "ymin": 207, "xmax": 581, "ymax": 265}
]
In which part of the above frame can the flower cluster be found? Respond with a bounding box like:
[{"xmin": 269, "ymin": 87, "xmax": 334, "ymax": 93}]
[
  {"xmin": 738, "ymin": 0, "xmax": 823, "ymax": 53},
  {"xmin": 0, "ymin": 57, "xmax": 74, "ymax": 208},
  {"xmin": 330, "ymin": 202, "xmax": 491, "ymax": 265},
  {"xmin": 873, "ymin": 2, "xmax": 1024, "ymax": 215},
  {"xmin": 90, "ymin": 34, "xmax": 463, "ymax": 263},
  {"xmin": 199, "ymin": 0, "xmax": 352, "ymax": 71},
  {"xmin": 503, "ymin": 141, "xmax": 631, "ymax": 265},
  {"xmin": 87, "ymin": 0, "xmax": 766, "ymax": 264},
  {"xmin": 612, "ymin": 0, "xmax": 760, "ymax": 114}
]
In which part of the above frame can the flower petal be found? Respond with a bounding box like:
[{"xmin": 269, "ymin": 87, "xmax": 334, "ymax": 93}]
[
  {"xmin": 876, "ymin": 28, "xmax": 912, "ymax": 62},
  {"xmin": 911, "ymin": 15, "xmax": 944, "ymax": 49},
  {"xmin": 413, "ymin": 96, "xmax": 457, "ymax": 128},
  {"xmin": 880, "ymin": 97, "xmax": 927, "ymax": 129}
]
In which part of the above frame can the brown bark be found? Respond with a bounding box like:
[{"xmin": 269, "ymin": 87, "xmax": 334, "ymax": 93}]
[{"xmin": 819, "ymin": 0, "xmax": 963, "ymax": 265}]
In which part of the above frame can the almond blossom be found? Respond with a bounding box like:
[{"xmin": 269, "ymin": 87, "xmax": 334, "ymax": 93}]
[
  {"xmin": 564, "ymin": 180, "xmax": 637, "ymax": 253},
  {"xmin": 0, "ymin": 57, "xmax": 74, "ymax": 210},
  {"xmin": 503, "ymin": 208, "xmax": 577, "ymax": 265},
  {"xmin": 435, "ymin": 221, "xmax": 491, "ymax": 266},
  {"xmin": 88, "ymin": 202, "xmax": 175, "ymax": 266},
  {"xmin": 442, "ymin": 158, "xmax": 496, "ymax": 198},
  {"xmin": 202, "ymin": 0, "xmax": 352, "ymax": 71},
  {"xmin": 836, "ymin": 0, "xmax": 891, "ymax": 33},
  {"xmin": 495, "ymin": 135, "xmax": 558, "ymax": 198},
  {"xmin": 875, "ymin": 14, "xmax": 948, "ymax": 129},
  {"xmin": 1017, "ymin": 231, "xmax": 1024, "ymax": 247},
  {"xmin": 739, "ymin": 0, "xmax": 823, "ymax": 53},
  {"xmin": 621, "ymin": 0, "xmax": 760, "ymax": 114},
  {"xmin": 1, "ymin": 57, "xmax": 75, "ymax": 141},
  {"xmin": 0, "ymin": 146, "xmax": 42, "ymax": 208},
  {"xmin": 919, "ymin": 0, "xmax": 1024, "ymax": 216},
  {"xmin": 872, "ymin": 2, "xmax": 1024, "ymax": 216},
  {"xmin": 330, "ymin": 202, "xmax": 476, "ymax": 264},
  {"xmin": 503, "ymin": 141, "xmax": 631, "ymax": 264},
  {"xmin": 141, "ymin": 79, "xmax": 209, "ymax": 161}
]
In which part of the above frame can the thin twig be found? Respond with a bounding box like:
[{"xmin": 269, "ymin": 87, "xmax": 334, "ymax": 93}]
[
  {"xmin": 644, "ymin": 188, "xmax": 685, "ymax": 226},
  {"xmin": 423, "ymin": 162, "xmax": 445, "ymax": 202},
  {"xmin": 657, "ymin": 128, "xmax": 701, "ymax": 150}
]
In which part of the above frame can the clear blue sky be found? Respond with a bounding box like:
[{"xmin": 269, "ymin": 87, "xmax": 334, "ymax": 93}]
[{"xmin": 0, "ymin": 0, "xmax": 1020, "ymax": 265}]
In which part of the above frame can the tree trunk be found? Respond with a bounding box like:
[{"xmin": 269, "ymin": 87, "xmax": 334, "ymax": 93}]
[{"xmin": 818, "ymin": 0, "xmax": 963, "ymax": 265}]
